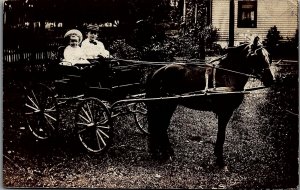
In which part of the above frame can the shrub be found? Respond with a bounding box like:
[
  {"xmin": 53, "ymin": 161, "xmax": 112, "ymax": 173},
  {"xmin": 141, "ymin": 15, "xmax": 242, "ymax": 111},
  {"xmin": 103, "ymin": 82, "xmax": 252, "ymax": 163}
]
[
  {"xmin": 109, "ymin": 39, "xmax": 141, "ymax": 60},
  {"xmin": 290, "ymin": 29, "xmax": 298, "ymax": 49},
  {"xmin": 265, "ymin": 25, "xmax": 283, "ymax": 53}
]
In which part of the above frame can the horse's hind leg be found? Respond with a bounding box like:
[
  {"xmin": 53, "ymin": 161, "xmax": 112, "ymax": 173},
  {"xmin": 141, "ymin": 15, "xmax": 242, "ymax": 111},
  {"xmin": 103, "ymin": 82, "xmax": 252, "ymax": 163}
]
[
  {"xmin": 159, "ymin": 107, "xmax": 176, "ymax": 159},
  {"xmin": 147, "ymin": 102, "xmax": 177, "ymax": 160},
  {"xmin": 214, "ymin": 111, "xmax": 233, "ymax": 168}
]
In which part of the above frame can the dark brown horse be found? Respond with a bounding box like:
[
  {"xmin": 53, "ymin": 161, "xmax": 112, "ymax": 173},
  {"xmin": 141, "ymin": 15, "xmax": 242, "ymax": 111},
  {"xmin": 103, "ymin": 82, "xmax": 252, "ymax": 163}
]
[{"xmin": 145, "ymin": 38, "xmax": 274, "ymax": 169}]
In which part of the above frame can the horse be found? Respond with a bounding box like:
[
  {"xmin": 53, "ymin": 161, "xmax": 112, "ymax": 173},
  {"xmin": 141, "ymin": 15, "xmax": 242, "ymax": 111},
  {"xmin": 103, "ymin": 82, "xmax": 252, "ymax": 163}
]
[{"xmin": 145, "ymin": 37, "xmax": 274, "ymax": 169}]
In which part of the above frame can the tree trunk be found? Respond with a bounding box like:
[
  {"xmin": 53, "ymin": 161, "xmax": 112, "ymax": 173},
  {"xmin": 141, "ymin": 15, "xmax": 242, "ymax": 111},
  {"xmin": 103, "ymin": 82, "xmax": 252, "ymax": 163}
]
[{"xmin": 199, "ymin": 36, "xmax": 205, "ymax": 59}]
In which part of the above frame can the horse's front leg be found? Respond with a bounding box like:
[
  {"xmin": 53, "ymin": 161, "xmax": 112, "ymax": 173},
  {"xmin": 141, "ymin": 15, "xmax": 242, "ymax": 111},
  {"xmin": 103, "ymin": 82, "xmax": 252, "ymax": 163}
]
[{"xmin": 214, "ymin": 112, "xmax": 233, "ymax": 168}]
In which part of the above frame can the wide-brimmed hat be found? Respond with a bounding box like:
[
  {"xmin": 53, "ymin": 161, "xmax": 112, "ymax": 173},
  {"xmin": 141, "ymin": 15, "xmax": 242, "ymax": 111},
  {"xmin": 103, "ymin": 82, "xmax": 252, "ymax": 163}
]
[
  {"xmin": 86, "ymin": 24, "xmax": 99, "ymax": 32},
  {"xmin": 64, "ymin": 29, "xmax": 83, "ymax": 43}
]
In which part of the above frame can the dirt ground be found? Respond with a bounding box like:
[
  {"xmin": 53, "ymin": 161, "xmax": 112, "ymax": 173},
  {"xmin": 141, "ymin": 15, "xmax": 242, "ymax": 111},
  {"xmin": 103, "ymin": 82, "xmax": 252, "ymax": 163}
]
[{"xmin": 2, "ymin": 67, "xmax": 298, "ymax": 188}]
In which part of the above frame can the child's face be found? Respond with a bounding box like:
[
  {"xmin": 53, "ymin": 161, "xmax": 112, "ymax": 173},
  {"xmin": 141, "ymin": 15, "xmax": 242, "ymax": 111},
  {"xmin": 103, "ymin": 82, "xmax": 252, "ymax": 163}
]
[
  {"xmin": 87, "ymin": 30, "xmax": 98, "ymax": 41},
  {"xmin": 69, "ymin": 35, "xmax": 79, "ymax": 47}
]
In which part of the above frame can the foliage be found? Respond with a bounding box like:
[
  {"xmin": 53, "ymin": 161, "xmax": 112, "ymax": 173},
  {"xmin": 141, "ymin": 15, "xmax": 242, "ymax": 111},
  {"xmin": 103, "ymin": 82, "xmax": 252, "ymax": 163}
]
[
  {"xmin": 264, "ymin": 28, "xmax": 298, "ymax": 59},
  {"xmin": 290, "ymin": 29, "xmax": 298, "ymax": 48},
  {"xmin": 276, "ymin": 29, "xmax": 299, "ymax": 59},
  {"xmin": 109, "ymin": 39, "xmax": 141, "ymax": 60},
  {"xmin": 5, "ymin": 0, "xmax": 221, "ymax": 62},
  {"xmin": 176, "ymin": 0, "xmax": 220, "ymax": 58},
  {"xmin": 205, "ymin": 26, "xmax": 220, "ymax": 49},
  {"xmin": 125, "ymin": 0, "xmax": 220, "ymax": 61},
  {"xmin": 265, "ymin": 26, "xmax": 283, "ymax": 53}
]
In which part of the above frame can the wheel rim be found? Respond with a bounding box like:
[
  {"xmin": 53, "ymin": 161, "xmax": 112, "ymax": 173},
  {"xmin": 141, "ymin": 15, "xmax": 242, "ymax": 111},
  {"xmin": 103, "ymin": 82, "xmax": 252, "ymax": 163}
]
[
  {"xmin": 75, "ymin": 97, "xmax": 112, "ymax": 153},
  {"xmin": 24, "ymin": 83, "xmax": 59, "ymax": 139},
  {"xmin": 133, "ymin": 102, "xmax": 149, "ymax": 135}
]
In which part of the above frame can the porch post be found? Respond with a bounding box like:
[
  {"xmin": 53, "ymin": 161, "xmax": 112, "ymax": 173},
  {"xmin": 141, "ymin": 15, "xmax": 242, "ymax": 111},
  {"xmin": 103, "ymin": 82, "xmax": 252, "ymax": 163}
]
[{"xmin": 229, "ymin": 0, "xmax": 235, "ymax": 47}]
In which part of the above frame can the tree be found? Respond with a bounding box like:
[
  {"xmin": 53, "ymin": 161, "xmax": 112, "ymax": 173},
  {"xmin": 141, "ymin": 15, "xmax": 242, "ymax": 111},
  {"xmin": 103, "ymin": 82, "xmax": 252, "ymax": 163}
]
[
  {"xmin": 180, "ymin": 0, "xmax": 210, "ymax": 59},
  {"xmin": 265, "ymin": 25, "xmax": 283, "ymax": 53}
]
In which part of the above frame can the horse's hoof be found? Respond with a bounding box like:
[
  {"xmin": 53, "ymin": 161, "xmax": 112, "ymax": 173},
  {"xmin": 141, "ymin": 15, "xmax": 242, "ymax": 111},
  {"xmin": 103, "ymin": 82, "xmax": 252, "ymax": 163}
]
[
  {"xmin": 216, "ymin": 158, "xmax": 225, "ymax": 166},
  {"xmin": 149, "ymin": 150, "xmax": 160, "ymax": 160},
  {"xmin": 219, "ymin": 165, "xmax": 229, "ymax": 173},
  {"xmin": 168, "ymin": 155, "xmax": 175, "ymax": 162}
]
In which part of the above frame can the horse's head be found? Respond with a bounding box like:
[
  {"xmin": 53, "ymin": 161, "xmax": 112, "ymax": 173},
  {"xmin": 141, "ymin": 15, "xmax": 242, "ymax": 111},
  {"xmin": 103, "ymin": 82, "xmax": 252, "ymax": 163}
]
[{"xmin": 244, "ymin": 37, "xmax": 274, "ymax": 87}]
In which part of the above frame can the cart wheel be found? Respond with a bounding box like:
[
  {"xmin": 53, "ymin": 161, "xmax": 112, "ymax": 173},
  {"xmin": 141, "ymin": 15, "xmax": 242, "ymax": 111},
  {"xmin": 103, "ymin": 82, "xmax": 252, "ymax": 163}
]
[
  {"xmin": 75, "ymin": 97, "xmax": 113, "ymax": 153},
  {"xmin": 133, "ymin": 102, "xmax": 149, "ymax": 135},
  {"xmin": 23, "ymin": 83, "xmax": 59, "ymax": 140}
]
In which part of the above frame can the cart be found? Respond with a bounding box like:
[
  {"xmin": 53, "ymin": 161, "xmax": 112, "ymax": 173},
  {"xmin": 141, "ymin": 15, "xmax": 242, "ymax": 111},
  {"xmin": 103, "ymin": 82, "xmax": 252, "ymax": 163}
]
[{"xmin": 21, "ymin": 48, "xmax": 154, "ymax": 153}]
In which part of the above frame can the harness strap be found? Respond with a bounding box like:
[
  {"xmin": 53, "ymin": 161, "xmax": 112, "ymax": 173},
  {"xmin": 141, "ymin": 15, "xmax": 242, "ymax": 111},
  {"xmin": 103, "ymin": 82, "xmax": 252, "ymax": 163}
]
[{"xmin": 112, "ymin": 56, "xmax": 259, "ymax": 79}]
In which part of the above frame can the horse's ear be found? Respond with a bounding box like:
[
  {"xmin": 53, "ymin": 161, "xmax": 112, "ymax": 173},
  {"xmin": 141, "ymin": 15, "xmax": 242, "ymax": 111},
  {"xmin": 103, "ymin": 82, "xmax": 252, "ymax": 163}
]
[
  {"xmin": 252, "ymin": 36, "xmax": 263, "ymax": 49},
  {"xmin": 253, "ymin": 36, "xmax": 260, "ymax": 46}
]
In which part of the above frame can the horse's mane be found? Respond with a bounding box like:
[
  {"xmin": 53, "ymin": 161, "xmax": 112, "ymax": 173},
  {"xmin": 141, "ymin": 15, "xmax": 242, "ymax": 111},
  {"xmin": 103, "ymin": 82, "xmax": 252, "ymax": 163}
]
[
  {"xmin": 244, "ymin": 42, "xmax": 271, "ymax": 64},
  {"xmin": 261, "ymin": 47, "xmax": 271, "ymax": 64},
  {"xmin": 218, "ymin": 44, "xmax": 249, "ymax": 68}
]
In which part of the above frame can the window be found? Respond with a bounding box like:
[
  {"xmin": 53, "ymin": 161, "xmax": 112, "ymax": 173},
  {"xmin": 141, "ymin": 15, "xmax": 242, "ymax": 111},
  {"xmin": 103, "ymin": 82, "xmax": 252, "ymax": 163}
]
[{"xmin": 238, "ymin": 0, "xmax": 257, "ymax": 28}]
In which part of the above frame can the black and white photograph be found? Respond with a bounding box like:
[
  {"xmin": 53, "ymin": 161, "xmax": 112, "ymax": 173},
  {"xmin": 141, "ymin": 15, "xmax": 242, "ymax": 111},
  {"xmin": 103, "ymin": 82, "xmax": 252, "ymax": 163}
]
[{"xmin": 3, "ymin": 0, "xmax": 299, "ymax": 188}]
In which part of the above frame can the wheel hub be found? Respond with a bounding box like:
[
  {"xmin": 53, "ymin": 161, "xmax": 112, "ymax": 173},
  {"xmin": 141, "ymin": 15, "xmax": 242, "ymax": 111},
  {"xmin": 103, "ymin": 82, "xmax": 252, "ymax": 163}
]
[{"xmin": 86, "ymin": 122, "xmax": 95, "ymax": 127}]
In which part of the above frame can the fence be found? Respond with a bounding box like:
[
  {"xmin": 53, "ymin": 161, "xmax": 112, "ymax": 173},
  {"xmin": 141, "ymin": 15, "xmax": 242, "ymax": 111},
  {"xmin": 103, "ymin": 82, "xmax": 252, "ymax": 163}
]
[
  {"xmin": 272, "ymin": 60, "xmax": 299, "ymax": 78},
  {"xmin": 3, "ymin": 41, "xmax": 62, "ymax": 64}
]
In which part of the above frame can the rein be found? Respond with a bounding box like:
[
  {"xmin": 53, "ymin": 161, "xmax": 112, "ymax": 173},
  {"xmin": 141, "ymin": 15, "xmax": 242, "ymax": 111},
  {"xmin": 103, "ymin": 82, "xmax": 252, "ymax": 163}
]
[{"xmin": 111, "ymin": 56, "xmax": 260, "ymax": 79}]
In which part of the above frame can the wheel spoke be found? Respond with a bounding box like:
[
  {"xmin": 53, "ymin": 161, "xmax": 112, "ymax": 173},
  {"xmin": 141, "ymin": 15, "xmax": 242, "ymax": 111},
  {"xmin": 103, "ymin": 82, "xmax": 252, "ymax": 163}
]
[
  {"xmin": 96, "ymin": 129, "xmax": 106, "ymax": 146},
  {"xmin": 26, "ymin": 95, "xmax": 39, "ymax": 110},
  {"xmin": 44, "ymin": 112, "xmax": 57, "ymax": 122},
  {"xmin": 134, "ymin": 109, "xmax": 147, "ymax": 114},
  {"xmin": 25, "ymin": 111, "xmax": 35, "ymax": 115},
  {"xmin": 77, "ymin": 127, "xmax": 87, "ymax": 134},
  {"xmin": 96, "ymin": 125, "xmax": 110, "ymax": 129},
  {"xmin": 44, "ymin": 115, "xmax": 55, "ymax": 130},
  {"xmin": 133, "ymin": 103, "xmax": 149, "ymax": 135},
  {"xmin": 95, "ymin": 130, "xmax": 103, "ymax": 149},
  {"xmin": 98, "ymin": 129, "xmax": 109, "ymax": 138},
  {"xmin": 77, "ymin": 122, "xmax": 90, "ymax": 126},
  {"xmin": 45, "ymin": 106, "xmax": 57, "ymax": 112},
  {"xmin": 79, "ymin": 113, "xmax": 90, "ymax": 123},
  {"xmin": 82, "ymin": 107, "xmax": 92, "ymax": 123},
  {"xmin": 25, "ymin": 103, "xmax": 40, "ymax": 112},
  {"xmin": 135, "ymin": 104, "xmax": 147, "ymax": 113},
  {"xmin": 87, "ymin": 102, "xmax": 93, "ymax": 121},
  {"xmin": 31, "ymin": 89, "xmax": 40, "ymax": 108},
  {"xmin": 98, "ymin": 117, "xmax": 109, "ymax": 125}
]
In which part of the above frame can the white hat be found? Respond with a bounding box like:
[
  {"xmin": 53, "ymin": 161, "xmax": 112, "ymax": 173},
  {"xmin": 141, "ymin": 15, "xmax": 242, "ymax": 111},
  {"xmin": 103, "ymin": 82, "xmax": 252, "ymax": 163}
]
[{"xmin": 64, "ymin": 29, "xmax": 83, "ymax": 43}]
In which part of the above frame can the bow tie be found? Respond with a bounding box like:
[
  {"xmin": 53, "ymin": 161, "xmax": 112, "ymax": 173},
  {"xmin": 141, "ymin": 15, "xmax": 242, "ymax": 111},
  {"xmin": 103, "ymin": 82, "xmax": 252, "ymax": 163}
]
[{"xmin": 89, "ymin": 40, "xmax": 97, "ymax": 45}]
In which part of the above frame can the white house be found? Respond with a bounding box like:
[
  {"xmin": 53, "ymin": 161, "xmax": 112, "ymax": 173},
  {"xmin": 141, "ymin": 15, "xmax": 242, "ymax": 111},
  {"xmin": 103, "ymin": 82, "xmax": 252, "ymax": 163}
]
[{"xmin": 211, "ymin": 0, "xmax": 298, "ymax": 48}]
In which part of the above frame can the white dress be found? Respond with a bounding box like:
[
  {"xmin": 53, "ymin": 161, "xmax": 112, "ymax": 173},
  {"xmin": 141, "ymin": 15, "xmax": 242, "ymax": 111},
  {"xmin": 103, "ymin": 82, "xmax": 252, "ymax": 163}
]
[{"xmin": 63, "ymin": 45, "xmax": 90, "ymax": 65}]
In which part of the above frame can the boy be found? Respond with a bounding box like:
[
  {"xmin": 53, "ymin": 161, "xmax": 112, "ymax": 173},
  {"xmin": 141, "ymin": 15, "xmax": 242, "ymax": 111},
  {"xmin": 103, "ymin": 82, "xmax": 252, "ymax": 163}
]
[{"xmin": 81, "ymin": 24, "xmax": 110, "ymax": 59}]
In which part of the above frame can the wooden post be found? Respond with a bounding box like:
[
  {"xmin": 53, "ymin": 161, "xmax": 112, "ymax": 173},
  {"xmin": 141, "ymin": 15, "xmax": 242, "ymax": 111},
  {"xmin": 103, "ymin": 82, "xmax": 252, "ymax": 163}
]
[
  {"xmin": 194, "ymin": 4, "xmax": 197, "ymax": 23},
  {"xmin": 183, "ymin": 0, "xmax": 186, "ymax": 22},
  {"xmin": 229, "ymin": 0, "xmax": 234, "ymax": 47},
  {"xmin": 199, "ymin": 2, "xmax": 207, "ymax": 60},
  {"xmin": 207, "ymin": 0, "xmax": 212, "ymax": 25}
]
